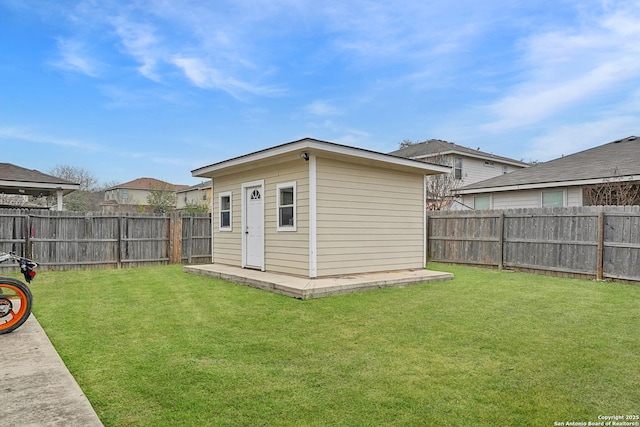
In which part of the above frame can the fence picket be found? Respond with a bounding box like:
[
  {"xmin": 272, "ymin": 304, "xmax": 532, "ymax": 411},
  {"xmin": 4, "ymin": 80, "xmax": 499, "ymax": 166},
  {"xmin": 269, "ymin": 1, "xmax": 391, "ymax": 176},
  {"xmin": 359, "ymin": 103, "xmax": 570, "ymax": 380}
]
[
  {"xmin": 0, "ymin": 209, "xmax": 212, "ymax": 271},
  {"xmin": 427, "ymin": 206, "xmax": 640, "ymax": 282}
]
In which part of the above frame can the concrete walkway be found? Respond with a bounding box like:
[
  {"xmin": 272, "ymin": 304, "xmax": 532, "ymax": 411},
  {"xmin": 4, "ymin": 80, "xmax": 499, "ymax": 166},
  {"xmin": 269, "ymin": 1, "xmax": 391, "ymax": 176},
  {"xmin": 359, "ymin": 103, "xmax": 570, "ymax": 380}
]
[
  {"xmin": 184, "ymin": 264, "xmax": 453, "ymax": 298},
  {"xmin": 1, "ymin": 315, "xmax": 103, "ymax": 427}
]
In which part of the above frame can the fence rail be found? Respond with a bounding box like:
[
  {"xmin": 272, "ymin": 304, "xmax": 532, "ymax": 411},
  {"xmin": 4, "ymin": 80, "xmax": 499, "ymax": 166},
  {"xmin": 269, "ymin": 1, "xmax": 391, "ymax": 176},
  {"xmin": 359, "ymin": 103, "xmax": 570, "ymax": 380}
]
[
  {"xmin": 0, "ymin": 209, "xmax": 211, "ymax": 272},
  {"xmin": 427, "ymin": 206, "xmax": 640, "ymax": 282}
]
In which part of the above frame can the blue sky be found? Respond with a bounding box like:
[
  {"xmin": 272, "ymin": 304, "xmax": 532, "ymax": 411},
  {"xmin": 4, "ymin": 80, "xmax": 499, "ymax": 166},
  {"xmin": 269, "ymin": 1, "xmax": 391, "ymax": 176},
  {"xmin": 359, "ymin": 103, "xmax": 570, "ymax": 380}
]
[{"xmin": 1, "ymin": 0, "xmax": 639, "ymax": 186}]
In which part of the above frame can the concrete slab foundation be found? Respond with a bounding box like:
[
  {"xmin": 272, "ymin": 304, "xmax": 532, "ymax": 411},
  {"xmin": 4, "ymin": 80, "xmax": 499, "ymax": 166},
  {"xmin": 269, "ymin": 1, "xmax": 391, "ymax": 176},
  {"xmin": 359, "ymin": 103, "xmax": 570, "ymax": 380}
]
[{"xmin": 184, "ymin": 264, "xmax": 453, "ymax": 299}]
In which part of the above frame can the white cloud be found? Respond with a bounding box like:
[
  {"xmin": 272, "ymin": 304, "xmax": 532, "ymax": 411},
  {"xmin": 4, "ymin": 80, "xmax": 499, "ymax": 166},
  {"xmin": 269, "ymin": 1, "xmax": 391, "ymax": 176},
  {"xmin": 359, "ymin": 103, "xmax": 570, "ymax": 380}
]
[
  {"xmin": 0, "ymin": 126, "xmax": 103, "ymax": 151},
  {"xmin": 524, "ymin": 116, "xmax": 640, "ymax": 162},
  {"xmin": 304, "ymin": 100, "xmax": 341, "ymax": 116},
  {"xmin": 171, "ymin": 56, "xmax": 283, "ymax": 98},
  {"xmin": 482, "ymin": 1, "xmax": 640, "ymax": 132},
  {"xmin": 110, "ymin": 15, "xmax": 162, "ymax": 81},
  {"xmin": 99, "ymin": 85, "xmax": 189, "ymax": 109},
  {"xmin": 53, "ymin": 38, "xmax": 100, "ymax": 77}
]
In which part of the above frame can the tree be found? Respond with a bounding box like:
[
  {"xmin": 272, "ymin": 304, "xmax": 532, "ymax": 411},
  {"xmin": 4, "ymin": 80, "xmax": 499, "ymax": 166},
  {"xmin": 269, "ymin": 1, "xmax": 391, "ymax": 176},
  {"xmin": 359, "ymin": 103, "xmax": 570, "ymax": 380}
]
[
  {"xmin": 49, "ymin": 165, "xmax": 101, "ymax": 211},
  {"xmin": 583, "ymin": 171, "xmax": 640, "ymax": 206},
  {"xmin": 147, "ymin": 183, "xmax": 177, "ymax": 213},
  {"xmin": 424, "ymin": 154, "xmax": 466, "ymax": 210},
  {"xmin": 183, "ymin": 202, "xmax": 209, "ymax": 213},
  {"xmin": 398, "ymin": 139, "xmax": 415, "ymax": 149}
]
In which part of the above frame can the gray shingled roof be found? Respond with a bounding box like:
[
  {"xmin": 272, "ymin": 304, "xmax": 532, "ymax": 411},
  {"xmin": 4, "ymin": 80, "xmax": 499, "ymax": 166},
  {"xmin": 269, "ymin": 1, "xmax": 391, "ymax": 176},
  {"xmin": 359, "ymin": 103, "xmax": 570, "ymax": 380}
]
[
  {"xmin": 0, "ymin": 163, "xmax": 79, "ymax": 197},
  {"xmin": 0, "ymin": 163, "xmax": 77, "ymax": 185},
  {"xmin": 459, "ymin": 136, "xmax": 640, "ymax": 192},
  {"xmin": 388, "ymin": 139, "xmax": 529, "ymax": 167}
]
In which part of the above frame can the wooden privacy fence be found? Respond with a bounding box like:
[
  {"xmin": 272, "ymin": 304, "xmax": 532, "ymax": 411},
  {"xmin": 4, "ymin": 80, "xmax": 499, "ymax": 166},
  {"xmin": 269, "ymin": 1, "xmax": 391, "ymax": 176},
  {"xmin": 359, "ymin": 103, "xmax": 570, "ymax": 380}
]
[
  {"xmin": 0, "ymin": 209, "xmax": 211, "ymax": 271},
  {"xmin": 427, "ymin": 206, "xmax": 640, "ymax": 282}
]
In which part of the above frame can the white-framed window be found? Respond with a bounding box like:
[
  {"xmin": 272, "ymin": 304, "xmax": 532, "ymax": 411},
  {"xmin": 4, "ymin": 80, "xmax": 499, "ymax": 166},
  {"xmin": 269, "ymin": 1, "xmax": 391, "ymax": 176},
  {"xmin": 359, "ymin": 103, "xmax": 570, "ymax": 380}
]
[
  {"xmin": 277, "ymin": 182, "xmax": 296, "ymax": 231},
  {"xmin": 219, "ymin": 191, "xmax": 232, "ymax": 231},
  {"xmin": 474, "ymin": 195, "xmax": 491, "ymax": 210},
  {"xmin": 454, "ymin": 157, "xmax": 463, "ymax": 180},
  {"xmin": 502, "ymin": 165, "xmax": 508, "ymax": 174},
  {"xmin": 542, "ymin": 190, "xmax": 564, "ymax": 208}
]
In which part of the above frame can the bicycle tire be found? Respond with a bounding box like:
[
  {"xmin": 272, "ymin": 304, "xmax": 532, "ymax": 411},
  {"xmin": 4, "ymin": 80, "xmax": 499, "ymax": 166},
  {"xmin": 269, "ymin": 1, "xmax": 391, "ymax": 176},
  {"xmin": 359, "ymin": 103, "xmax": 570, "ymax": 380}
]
[{"xmin": 0, "ymin": 277, "xmax": 33, "ymax": 334}]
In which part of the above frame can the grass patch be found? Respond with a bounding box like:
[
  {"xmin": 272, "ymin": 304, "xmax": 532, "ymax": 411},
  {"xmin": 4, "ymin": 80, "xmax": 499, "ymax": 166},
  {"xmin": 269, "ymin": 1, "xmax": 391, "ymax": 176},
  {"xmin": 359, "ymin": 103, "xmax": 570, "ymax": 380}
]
[{"xmin": 26, "ymin": 263, "xmax": 640, "ymax": 426}]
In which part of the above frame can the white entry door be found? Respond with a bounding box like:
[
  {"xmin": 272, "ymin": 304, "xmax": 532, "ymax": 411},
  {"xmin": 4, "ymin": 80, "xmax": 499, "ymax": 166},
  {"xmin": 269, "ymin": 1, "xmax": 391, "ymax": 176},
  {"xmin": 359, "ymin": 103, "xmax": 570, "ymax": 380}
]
[{"xmin": 243, "ymin": 183, "xmax": 264, "ymax": 270}]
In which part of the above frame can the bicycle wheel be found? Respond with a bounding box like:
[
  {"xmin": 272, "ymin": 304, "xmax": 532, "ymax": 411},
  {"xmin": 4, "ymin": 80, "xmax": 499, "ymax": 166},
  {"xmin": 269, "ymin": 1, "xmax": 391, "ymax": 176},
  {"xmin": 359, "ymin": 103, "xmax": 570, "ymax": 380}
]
[{"xmin": 0, "ymin": 277, "xmax": 33, "ymax": 335}]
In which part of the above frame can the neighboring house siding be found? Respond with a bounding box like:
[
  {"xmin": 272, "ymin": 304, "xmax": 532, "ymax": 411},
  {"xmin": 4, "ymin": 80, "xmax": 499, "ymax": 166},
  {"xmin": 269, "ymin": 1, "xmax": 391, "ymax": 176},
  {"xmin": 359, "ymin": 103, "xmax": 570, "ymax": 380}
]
[
  {"xmin": 104, "ymin": 188, "xmax": 153, "ymax": 204},
  {"xmin": 458, "ymin": 157, "xmax": 511, "ymax": 185},
  {"xmin": 463, "ymin": 186, "xmax": 585, "ymax": 209},
  {"xmin": 315, "ymin": 157, "xmax": 424, "ymax": 276},
  {"xmin": 212, "ymin": 160, "xmax": 309, "ymax": 276},
  {"xmin": 126, "ymin": 188, "xmax": 153, "ymax": 204},
  {"xmin": 491, "ymin": 190, "xmax": 541, "ymax": 209},
  {"xmin": 567, "ymin": 187, "xmax": 583, "ymax": 206},
  {"xmin": 422, "ymin": 155, "xmax": 512, "ymax": 186},
  {"xmin": 177, "ymin": 185, "xmax": 212, "ymax": 211}
]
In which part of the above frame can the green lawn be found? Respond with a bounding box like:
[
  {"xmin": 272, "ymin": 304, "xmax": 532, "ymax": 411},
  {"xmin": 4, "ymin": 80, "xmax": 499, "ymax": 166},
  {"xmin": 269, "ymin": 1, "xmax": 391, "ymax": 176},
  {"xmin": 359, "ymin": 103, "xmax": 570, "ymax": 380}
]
[{"xmin": 26, "ymin": 263, "xmax": 640, "ymax": 426}]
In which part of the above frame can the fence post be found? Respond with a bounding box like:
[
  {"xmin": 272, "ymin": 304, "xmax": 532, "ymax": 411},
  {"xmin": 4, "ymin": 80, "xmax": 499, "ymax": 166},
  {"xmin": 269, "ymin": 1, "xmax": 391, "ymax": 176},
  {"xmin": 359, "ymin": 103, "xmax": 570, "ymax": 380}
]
[
  {"xmin": 169, "ymin": 212, "xmax": 182, "ymax": 264},
  {"xmin": 116, "ymin": 216, "xmax": 122, "ymax": 269},
  {"xmin": 188, "ymin": 215, "xmax": 194, "ymax": 264},
  {"xmin": 425, "ymin": 213, "xmax": 429, "ymax": 264},
  {"xmin": 25, "ymin": 214, "xmax": 32, "ymax": 259},
  {"xmin": 596, "ymin": 211, "xmax": 604, "ymax": 280},
  {"xmin": 498, "ymin": 212, "xmax": 505, "ymax": 270}
]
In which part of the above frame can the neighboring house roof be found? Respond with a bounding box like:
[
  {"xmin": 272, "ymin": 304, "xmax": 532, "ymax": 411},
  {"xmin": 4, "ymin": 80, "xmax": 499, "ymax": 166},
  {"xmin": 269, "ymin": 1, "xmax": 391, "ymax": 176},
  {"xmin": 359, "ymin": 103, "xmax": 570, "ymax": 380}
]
[
  {"xmin": 458, "ymin": 136, "xmax": 640, "ymax": 194},
  {"xmin": 177, "ymin": 181, "xmax": 212, "ymax": 194},
  {"xmin": 389, "ymin": 139, "xmax": 529, "ymax": 167},
  {"xmin": 0, "ymin": 162, "xmax": 80, "ymax": 197},
  {"xmin": 106, "ymin": 177, "xmax": 189, "ymax": 192},
  {"xmin": 192, "ymin": 137, "xmax": 451, "ymax": 178}
]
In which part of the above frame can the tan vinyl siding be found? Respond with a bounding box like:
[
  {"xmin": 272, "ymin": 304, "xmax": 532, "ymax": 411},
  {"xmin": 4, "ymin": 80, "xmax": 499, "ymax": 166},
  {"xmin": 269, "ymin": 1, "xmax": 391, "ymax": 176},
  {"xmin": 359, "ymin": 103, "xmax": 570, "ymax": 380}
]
[
  {"xmin": 264, "ymin": 162, "xmax": 309, "ymax": 276},
  {"xmin": 212, "ymin": 160, "xmax": 309, "ymax": 275},
  {"xmin": 212, "ymin": 178, "xmax": 242, "ymax": 267},
  {"xmin": 315, "ymin": 157, "xmax": 424, "ymax": 276}
]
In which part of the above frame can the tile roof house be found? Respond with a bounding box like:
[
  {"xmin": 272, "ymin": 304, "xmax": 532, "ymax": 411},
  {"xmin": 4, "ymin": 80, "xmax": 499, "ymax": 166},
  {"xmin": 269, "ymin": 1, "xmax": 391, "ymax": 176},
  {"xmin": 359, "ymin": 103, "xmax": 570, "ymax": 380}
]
[
  {"xmin": 389, "ymin": 139, "xmax": 529, "ymax": 210},
  {"xmin": 101, "ymin": 178, "xmax": 189, "ymax": 213},
  {"xmin": 457, "ymin": 136, "xmax": 640, "ymax": 209},
  {"xmin": 0, "ymin": 163, "xmax": 80, "ymax": 210}
]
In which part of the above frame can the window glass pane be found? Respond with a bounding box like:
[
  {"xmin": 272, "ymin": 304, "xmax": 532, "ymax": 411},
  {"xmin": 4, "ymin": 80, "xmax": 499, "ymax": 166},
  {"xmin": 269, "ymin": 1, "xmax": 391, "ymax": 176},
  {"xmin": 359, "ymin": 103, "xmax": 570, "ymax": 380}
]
[
  {"xmin": 220, "ymin": 196, "xmax": 230, "ymax": 210},
  {"xmin": 474, "ymin": 195, "xmax": 491, "ymax": 210},
  {"xmin": 280, "ymin": 187, "xmax": 294, "ymax": 206},
  {"xmin": 220, "ymin": 211, "xmax": 230, "ymax": 227},
  {"xmin": 542, "ymin": 191, "xmax": 563, "ymax": 207},
  {"xmin": 454, "ymin": 157, "xmax": 462, "ymax": 180},
  {"xmin": 279, "ymin": 207, "xmax": 294, "ymax": 226}
]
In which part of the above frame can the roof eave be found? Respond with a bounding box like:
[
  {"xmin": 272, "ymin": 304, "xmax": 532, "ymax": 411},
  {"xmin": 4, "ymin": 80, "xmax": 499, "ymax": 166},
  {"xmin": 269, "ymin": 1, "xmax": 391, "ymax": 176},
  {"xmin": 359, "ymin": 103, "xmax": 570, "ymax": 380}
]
[
  {"xmin": 0, "ymin": 180, "xmax": 80, "ymax": 197},
  {"xmin": 458, "ymin": 175, "xmax": 640, "ymax": 194},
  {"xmin": 0, "ymin": 179, "xmax": 80, "ymax": 191},
  {"xmin": 193, "ymin": 138, "xmax": 451, "ymax": 178}
]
